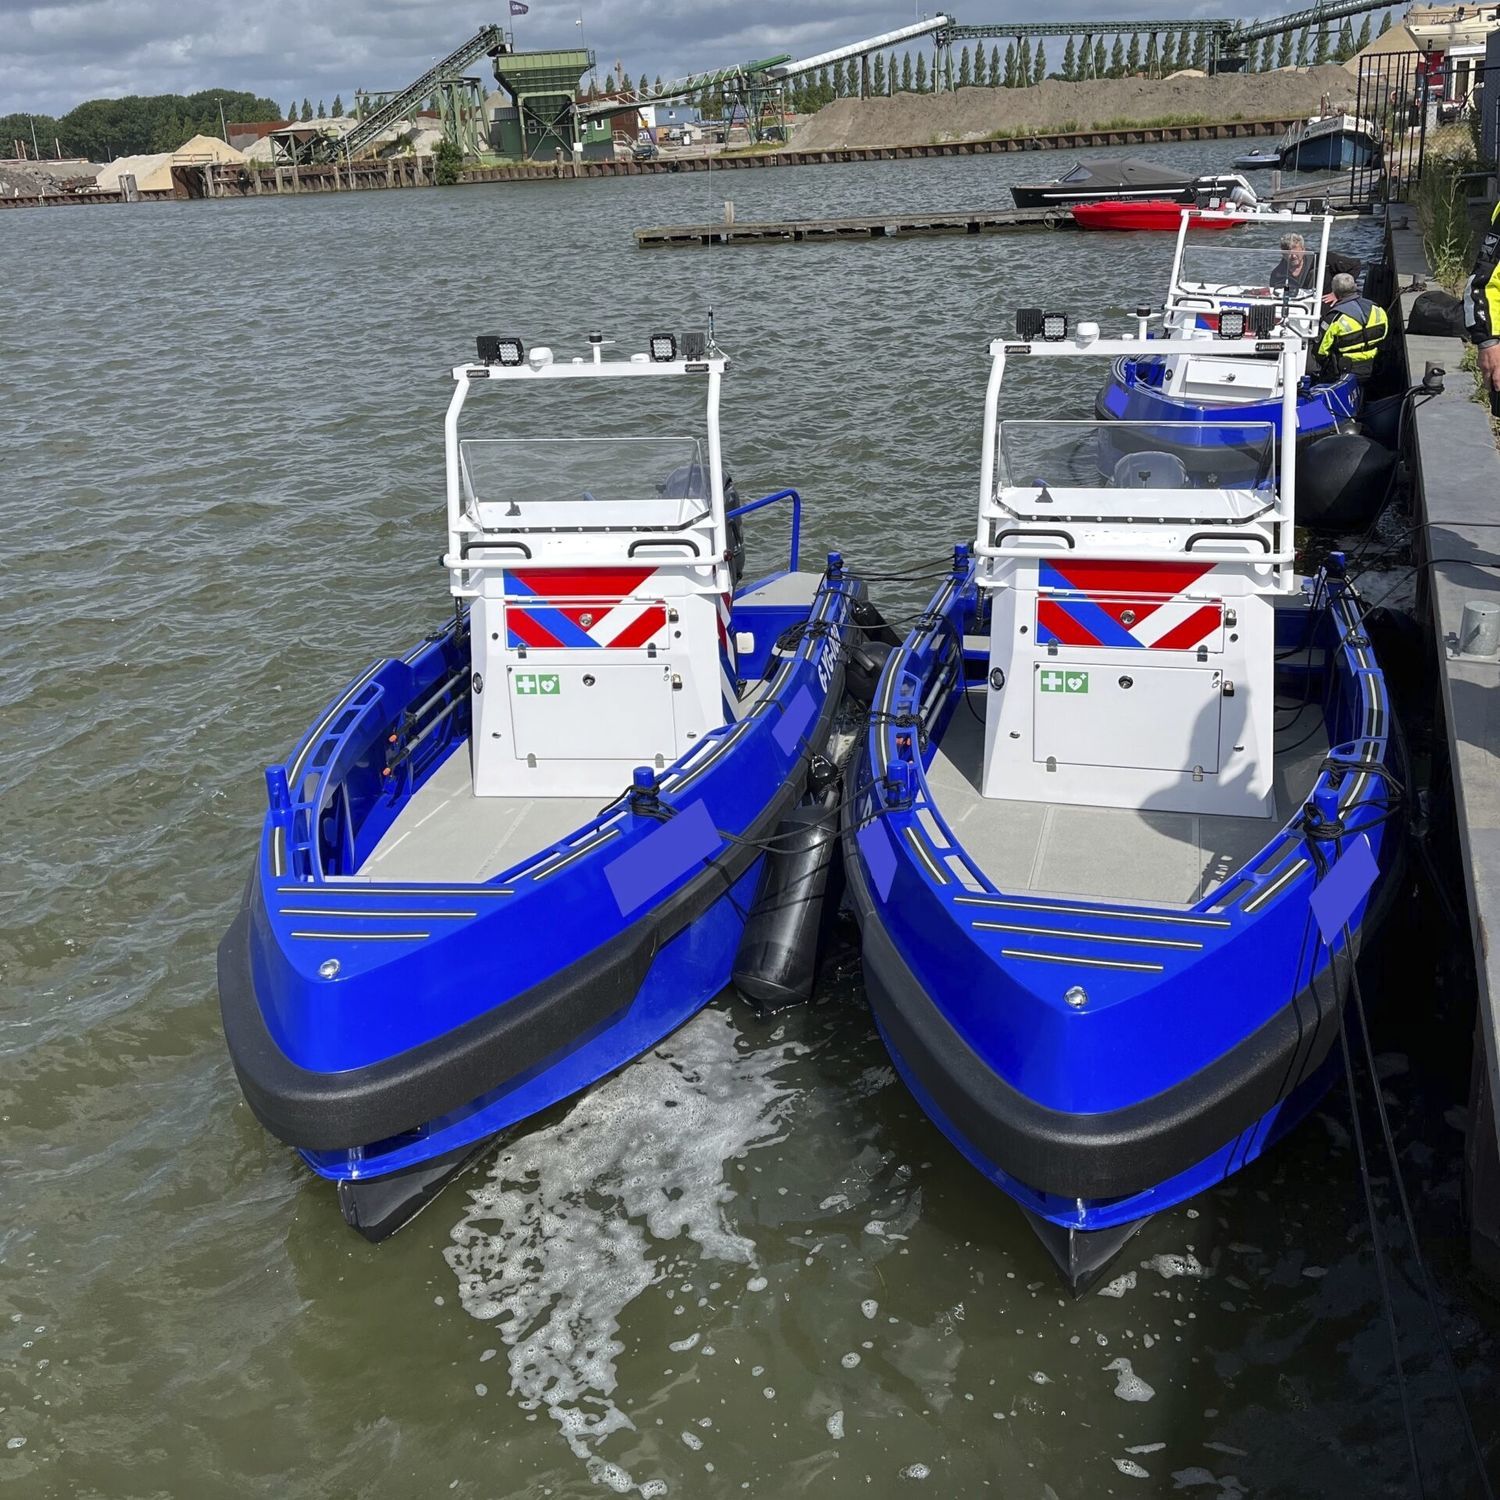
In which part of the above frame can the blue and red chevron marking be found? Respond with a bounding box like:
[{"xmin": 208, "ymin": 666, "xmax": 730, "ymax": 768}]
[
  {"xmin": 503, "ymin": 567, "xmax": 666, "ymax": 650},
  {"xmin": 1036, "ymin": 560, "xmax": 1221, "ymax": 651}
]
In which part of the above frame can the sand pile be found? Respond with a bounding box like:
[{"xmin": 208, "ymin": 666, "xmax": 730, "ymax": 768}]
[{"xmin": 791, "ymin": 65, "xmax": 1359, "ymax": 151}]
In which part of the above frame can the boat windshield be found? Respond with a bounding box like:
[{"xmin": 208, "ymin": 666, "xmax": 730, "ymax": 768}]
[
  {"xmin": 1175, "ymin": 243, "xmax": 1321, "ymax": 302},
  {"xmin": 458, "ymin": 437, "xmax": 713, "ymax": 531},
  {"xmin": 996, "ymin": 419, "xmax": 1277, "ymax": 500}
]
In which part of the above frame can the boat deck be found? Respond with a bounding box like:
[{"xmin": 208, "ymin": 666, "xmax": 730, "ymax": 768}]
[
  {"xmin": 356, "ymin": 747, "xmax": 602, "ymax": 885},
  {"xmin": 924, "ymin": 697, "xmax": 1327, "ymax": 908}
]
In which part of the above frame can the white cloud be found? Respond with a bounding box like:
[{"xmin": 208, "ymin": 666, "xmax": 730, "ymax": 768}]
[{"xmin": 3, "ymin": 0, "xmax": 1260, "ymax": 117}]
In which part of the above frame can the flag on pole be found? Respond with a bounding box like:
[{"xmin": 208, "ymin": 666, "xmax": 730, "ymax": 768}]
[{"xmin": 509, "ymin": 0, "xmax": 528, "ymax": 13}]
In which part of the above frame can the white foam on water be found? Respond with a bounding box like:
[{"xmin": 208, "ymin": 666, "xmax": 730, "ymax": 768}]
[
  {"xmin": 6, "ymin": 1438, "xmax": 25, "ymax": 1451},
  {"xmin": 1104, "ymin": 1358, "xmax": 1156, "ymax": 1403},
  {"xmin": 1301, "ymin": 1266, "xmax": 1327, "ymax": 1279},
  {"xmin": 746, "ymin": 1276, "xmax": 768, "ymax": 1292},
  {"xmin": 900, "ymin": 1463, "xmax": 931, "ymax": 1480},
  {"xmin": 444, "ymin": 1008, "xmax": 801, "ymax": 1494},
  {"xmin": 860, "ymin": 1299, "xmax": 878, "ymax": 1320},
  {"xmin": 1126, "ymin": 1443, "xmax": 1166, "ymax": 1455},
  {"xmin": 668, "ymin": 1333, "xmax": 700, "ymax": 1353},
  {"xmin": 680, "ymin": 1431, "xmax": 702, "ymax": 1451},
  {"xmin": 827, "ymin": 1410, "xmax": 845, "ymax": 1440},
  {"xmin": 1114, "ymin": 1459, "xmax": 1150, "ymax": 1478},
  {"xmin": 819, "ymin": 1194, "xmax": 852, "ymax": 1211},
  {"xmin": 840, "ymin": 1352, "xmax": 861, "ymax": 1369},
  {"xmin": 1097, "ymin": 1272, "xmax": 1136, "ymax": 1299},
  {"xmin": 1144, "ymin": 1253, "xmax": 1209, "ymax": 1281},
  {"xmin": 1029, "ymin": 1371, "xmax": 1051, "ymax": 1385}
]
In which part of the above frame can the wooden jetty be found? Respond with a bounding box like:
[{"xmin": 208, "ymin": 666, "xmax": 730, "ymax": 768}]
[{"xmin": 636, "ymin": 205, "xmax": 1073, "ymax": 248}]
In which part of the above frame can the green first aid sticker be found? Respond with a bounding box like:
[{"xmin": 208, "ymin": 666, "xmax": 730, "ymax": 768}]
[
  {"xmin": 1040, "ymin": 669, "xmax": 1088, "ymax": 694},
  {"xmin": 515, "ymin": 673, "xmax": 561, "ymax": 696}
]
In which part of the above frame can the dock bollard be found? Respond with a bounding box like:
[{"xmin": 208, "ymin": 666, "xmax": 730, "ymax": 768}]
[
  {"xmin": 723, "ymin": 200, "xmax": 735, "ymax": 225},
  {"xmin": 1459, "ymin": 600, "xmax": 1500, "ymax": 658}
]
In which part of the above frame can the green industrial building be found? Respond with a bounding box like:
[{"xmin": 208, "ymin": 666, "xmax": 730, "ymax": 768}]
[{"xmin": 488, "ymin": 46, "xmax": 599, "ymax": 160}]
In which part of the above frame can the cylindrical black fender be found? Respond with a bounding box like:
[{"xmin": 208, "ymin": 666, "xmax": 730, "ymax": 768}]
[{"xmin": 732, "ymin": 793, "xmax": 842, "ymax": 1015}]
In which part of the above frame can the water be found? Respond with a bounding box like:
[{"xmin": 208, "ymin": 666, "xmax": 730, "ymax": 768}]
[{"xmin": 3, "ymin": 147, "xmax": 1497, "ymax": 1498}]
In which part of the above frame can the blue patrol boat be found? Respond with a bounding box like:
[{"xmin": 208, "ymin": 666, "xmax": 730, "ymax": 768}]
[
  {"xmin": 844, "ymin": 315, "xmax": 1403, "ymax": 1288},
  {"xmin": 1095, "ymin": 207, "xmax": 1363, "ymax": 456},
  {"xmin": 219, "ymin": 327, "xmax": 861, "ymax": 1238}
]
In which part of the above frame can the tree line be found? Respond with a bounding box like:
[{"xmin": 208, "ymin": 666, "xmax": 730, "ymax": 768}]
[
  {"xmin": 654, "ymin": 10, "xmax": 1391, "ymax": 117},
  {"xmin": 2, "ymin": 90, "xmax": 283, "ymax": 160}
]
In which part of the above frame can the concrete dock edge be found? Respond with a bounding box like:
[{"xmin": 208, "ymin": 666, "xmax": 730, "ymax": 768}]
[{"xmin": 1390, "ymin": 221, "xmax": 1500, "ymax": 1281}]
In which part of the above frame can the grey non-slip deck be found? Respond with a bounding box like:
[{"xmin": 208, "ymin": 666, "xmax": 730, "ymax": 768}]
[
  {"xmin": 357, "ymin": 748, "xmax": 601, "ymax": 886},
  {"xmin": 924, "ymin": 699, "xmax": 1327, "ymax": 908}
]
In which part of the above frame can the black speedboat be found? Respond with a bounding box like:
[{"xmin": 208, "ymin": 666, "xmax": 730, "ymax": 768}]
[{"xmin": 1011, "ymin": 157, "xmax": 1251, "ymax": 210}]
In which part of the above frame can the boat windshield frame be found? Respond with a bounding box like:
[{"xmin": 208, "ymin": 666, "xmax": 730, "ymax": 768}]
[
  {"xmin": 976, "ymin": 329, "xmax": 1302, "ymax": 582},
  {"xmin": 1164, "ymin": 209, "xmax": 1334, "ymax": 335},
  {"xmin": 441, "ymin": 339, "xmax": 730, "ymax": 596}
]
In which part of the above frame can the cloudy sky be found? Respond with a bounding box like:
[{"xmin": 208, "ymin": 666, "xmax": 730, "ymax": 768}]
[{"xmin": 6, "ymin": 0, "xmax": 1265, "ymax": 117}]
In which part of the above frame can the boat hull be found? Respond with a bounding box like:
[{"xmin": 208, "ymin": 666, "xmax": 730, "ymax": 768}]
[
  {"xmin": 1281, "ymin": 130, "xmax": 1380, "ymax": 173},
  {"xmin": 841, "ymin": 567, "xmax": 1402, "ymax": 1287},
  {"xmin": 219, "ymin": 569, "xmax": 859, "ymax": 1234},
  {"xmin": 1072, "ymin": 200, "xmax": 1241, "ymax": 232},
  {"xmin": 1096, "ymin": 354, "xmax": 1361, "ymax": 450}
]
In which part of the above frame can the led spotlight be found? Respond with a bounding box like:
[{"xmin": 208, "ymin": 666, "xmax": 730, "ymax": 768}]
[
  {"xmin": 1040, "ymin": 312, "xmax": 1068, "ymax": 342},
  {"xmin": 682, "ymin": 330, "xmax": 707, "ymax": 361},
  {"xmin": 1292, "ymin": 198, "xmax": 1309, "ymax": 215},
  {"xmin": 1248, "ymin": 305, "xmax": 1276, "ymax": 337},
  {"xmin": 477, "ymin": 335, "xmax": 524, "ymax": 367},
  {"xmin": 648, "ymin": 332, "xmax": 678, "ymax": 362},
  {"xmin": 1016, "ymin": 307, "xmax": 1044, "ymax": 339},
  {"xmin": 1218, "ymin": 308, "xmax": 1246, "ymax": 340}
]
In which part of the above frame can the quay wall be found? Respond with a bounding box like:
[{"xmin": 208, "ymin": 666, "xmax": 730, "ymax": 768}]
[
  {"xmin": 0, "ymin": 116, "xmax": 1297, "ymax": 209},
  {"xmin": 1390, "ymin": 220, "xmax": 1500, "ymax": 1283}
]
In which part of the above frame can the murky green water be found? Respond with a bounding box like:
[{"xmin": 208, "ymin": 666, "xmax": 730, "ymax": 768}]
[{"xmin": 3, "ymin": 149, "xmax": 1497, "ymax": 1499}]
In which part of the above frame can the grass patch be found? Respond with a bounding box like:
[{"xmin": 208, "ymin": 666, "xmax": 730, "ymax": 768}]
[
  {"xmin": 984, "ymin": 111, "xmax": 1247, "ymax": 141},
  {"xmin": 1416, "ymin": 152, "xmax": 1479, "ymax": 291}
]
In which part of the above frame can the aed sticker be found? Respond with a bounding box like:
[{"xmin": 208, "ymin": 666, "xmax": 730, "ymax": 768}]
[
  {"xmin": 1039, "ymin": 668, "xmax": 1088, "ymax": 694},
  {"xmin": 514, "ymin": 673, "xmax": 561, "ymax": 696}
]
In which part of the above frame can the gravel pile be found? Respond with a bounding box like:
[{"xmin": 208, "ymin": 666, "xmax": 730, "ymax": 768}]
[
  {"xmin": 0, "ymin": 161, "xmax": 92, "ymax": 198},
  {"xmin": 791, "ymin": 65, "xmax": 1360, "ymax": 151}
]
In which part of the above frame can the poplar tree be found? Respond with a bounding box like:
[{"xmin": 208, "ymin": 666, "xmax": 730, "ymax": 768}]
[
  {"xmin": 1019, "ymin": 39, "xmax": 1032, "ymax": 84},
  {"xmin": 1378, "ymin": 11, "xmax": 1392, "ymax": 35},
  {"xmin": 1004, "ymin": 42, "xmax": 1017, "ymax": 87},
  {"xmin": 1063, "ymin": 38, "xmax": 1077, "ymax": 81},
  {"xmin": 915, "ymin": 53, "xmax": 927, "ymax": 92},
  {"xmin": 1033, "ymin": 42, "xmax": 1046, "ymax": 84},
  {"xmin": 286, "ymin": 101, "xmax": 296, "ymax": 121},
  {"xmin": 943, "ymin": 52, "xmax": 953, "ymax": 90},
  {"xmin": 990, "ymin": 44, "xmax": 1001, "ymax": 85},
  {"xmin": 1109, "ymin": 38, "xmax": 1125, "ymax": 76},
  {"xmin": 331, "ymin": 93, "xmax": 343, "ymax": 116},
  {"xmin": 1094, "ymin": 38, "xmax": 1107, "ymax": 77},
  {"xmin": 1277, "ymin": 30, "xmax": 1294, "ymax": 68},
  {"xmin": 1297, "ymin": 28, "xmax": 1311, "ymax": 65},
  {"xmin": 300, "ymin": 98, "xmax": 313, "ymax": 120},
  {"xmin": 1175, "ymin": 31, "xmax": 1191, "ymax": 70},
  {"xmin": 873, "ymin": 53, "xmax": 885, "ymax": 94},
  {"xmin": 1356, "ymin": 16, "xmax": 1372, "ymax": 49},
  {"xmin": 1126, "ymin": 35, "xmax": 1141, "ymax": 74},
  {"xmin": 1146, "ymin": 34, "xmax": 1160, "ymax": 77},
  {"xmin": 1314, "ymin": 25, "xmax": 1330, "ymax": 63},
  {"xmin": 1192, "ymin": 32, "xmax": 1208, "ymax": 71},
  {"xmin": 1263, "ymin": 37, "xmax": 1279, "ymax": 71},
  {"xmin": 902, "ymin": 53, "xmax": 913, "ymax": 92},
  {"xmin": 1335, "ymin": 20, "xmax": 1355, "ymax": 60},
  {"xmin": 958, "ymin": 45, "xmax": 971, "ymax": 88}
]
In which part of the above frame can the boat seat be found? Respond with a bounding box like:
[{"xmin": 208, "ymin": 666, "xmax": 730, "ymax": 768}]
[{"xmin": 1112, "ymin": 451, "xmax": 1188, "ymax": 489}]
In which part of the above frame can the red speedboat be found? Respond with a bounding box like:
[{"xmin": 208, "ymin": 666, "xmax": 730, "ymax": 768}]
[{"xmin": 1072, "ymin": 199, "xmax": 1243, "ymax": 232}]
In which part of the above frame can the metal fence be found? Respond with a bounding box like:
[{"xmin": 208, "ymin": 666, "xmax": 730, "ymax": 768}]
[{"xmin": 1351, "ymin": 49, "xmax": 1482, "ymax": 206}]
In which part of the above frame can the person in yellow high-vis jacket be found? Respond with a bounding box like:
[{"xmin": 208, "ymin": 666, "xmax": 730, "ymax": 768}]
[
  {"xmin": 1316, "ymin": 273, "xmax": 1390, "ymax": 383},
  {"xmin": 1464, "ymin": 200, "xmax": 1500, "ymax": 395}
]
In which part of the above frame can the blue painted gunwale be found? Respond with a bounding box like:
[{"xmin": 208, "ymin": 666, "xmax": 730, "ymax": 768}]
[
  {"xmin": 847, "ymin": 552, "xmax": 1398, "ymax": 1232},
  {"xmin": 1098, "ymin": 354, "xmax": 1362, "ymax": 447},
  {"xmin": 241, "ymin": 566, "xmax": 858, "ymax": 1182}
]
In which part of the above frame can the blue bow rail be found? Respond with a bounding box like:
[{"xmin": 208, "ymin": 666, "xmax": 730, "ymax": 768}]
[{"xmin": 726, "ymin": 488, "xmax": 801, "ymax": 574}]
